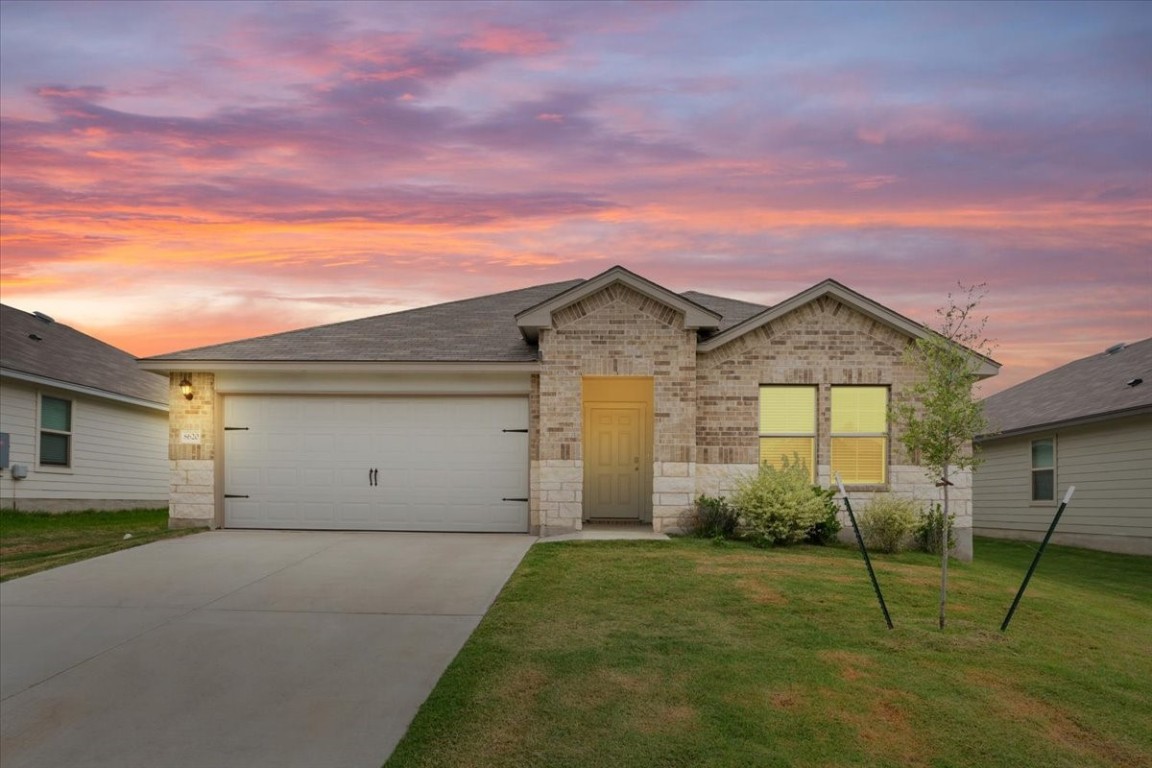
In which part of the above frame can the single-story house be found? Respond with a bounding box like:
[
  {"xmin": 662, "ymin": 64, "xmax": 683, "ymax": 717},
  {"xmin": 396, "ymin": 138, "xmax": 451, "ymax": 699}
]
[
  {"xmin": 974, "ymin": 337, "xmax": 1151, "ymax": 555},
  {"xmin": 0, "ymin": 304, "xmax": 169, "ymax": 511},
  {"xmin": 139, "ymin": 266, "xmax": 999, "ymax": 557}
]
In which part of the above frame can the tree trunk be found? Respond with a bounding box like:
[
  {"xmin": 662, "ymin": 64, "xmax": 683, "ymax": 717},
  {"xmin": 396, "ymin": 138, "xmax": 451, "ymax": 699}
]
[{"xmin": 939, "ymin": 464, "xmax": 950, "ymax": 629}]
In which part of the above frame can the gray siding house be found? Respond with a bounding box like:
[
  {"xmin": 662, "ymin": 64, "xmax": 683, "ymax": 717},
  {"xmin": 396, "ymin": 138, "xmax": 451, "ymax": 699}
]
[
  {"xmin": 974, "ymin": 338, "xmax": 1152, "ymax": 555},
  {"xmin": 0, "ymin": 304, "xmax": 169, "ymax": 511}
]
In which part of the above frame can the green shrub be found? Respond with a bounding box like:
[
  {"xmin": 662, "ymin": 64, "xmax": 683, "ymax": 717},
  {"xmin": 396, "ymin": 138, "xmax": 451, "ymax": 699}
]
[
  {"xmin": 805, "ymin": 487, "xmax": 843, "ymax": 545},
  {"xmin": 688, "ymin": 495, "xmax": 739, "ymax": 540},
  {"xmin": 732, "ymin": 458, "xmax": 833, "ymax": 547},
  {"xmin": 857, "ymin": 494, "xmax": 919, "ymax": 554},
  {"xmin": 915, "ymin": 502, "xmax": 956, "ymax": 554}
]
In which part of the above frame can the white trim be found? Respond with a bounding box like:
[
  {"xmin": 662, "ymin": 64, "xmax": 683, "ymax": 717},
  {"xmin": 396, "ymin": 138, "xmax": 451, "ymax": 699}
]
[
  {"xmin": 137, "ymin": 360, "xmax": 540, "ymax": 375},
  {"xmin": 515, "ymin": 265, "xmax": 721, "ymax": 341},
  {"xmin": 1, "ymin": 368, "xmax": 168, "ymax": 412}
]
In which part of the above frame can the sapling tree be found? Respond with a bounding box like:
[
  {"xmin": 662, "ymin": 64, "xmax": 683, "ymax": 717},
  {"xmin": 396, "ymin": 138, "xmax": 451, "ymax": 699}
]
[{"xmin": 892, "ymin": 283, "xmax": 995, "ymax": 629}]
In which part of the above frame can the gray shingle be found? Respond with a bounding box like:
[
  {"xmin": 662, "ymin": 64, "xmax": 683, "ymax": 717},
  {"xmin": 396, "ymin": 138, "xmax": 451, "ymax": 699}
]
[
  {"xmin": 1, "ymin": 304, "xmax": 168, "ymax": 404},
  {"xmin": 145, "ymin": 280, "xmax": 585, "ymax": 363},
  {"xmin": 680, "ymin": 291, "xmax": 768, "ymax": 333},
  {"xmin": 980, "ymin": 337, "xmax": 1152, "ymax": 437}
]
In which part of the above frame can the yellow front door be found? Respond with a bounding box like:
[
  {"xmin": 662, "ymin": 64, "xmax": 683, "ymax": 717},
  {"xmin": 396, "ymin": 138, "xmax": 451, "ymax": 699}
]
[{"xmin": 585, "ymin": 405, "xmax": 645, "ymax": 519}]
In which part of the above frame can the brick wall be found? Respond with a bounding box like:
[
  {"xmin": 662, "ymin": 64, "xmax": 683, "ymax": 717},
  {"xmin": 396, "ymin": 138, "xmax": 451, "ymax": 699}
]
[
  {"xmin": 694, "ymin": 296, "xmax": 972, "ymax": 559},
  {"xmin": 536, "ymin": 283, "xmax": 697, "ymax": 534},
  {"xmin": 167, "ymin": 372, "xmax": 217, "ymax": 528}
]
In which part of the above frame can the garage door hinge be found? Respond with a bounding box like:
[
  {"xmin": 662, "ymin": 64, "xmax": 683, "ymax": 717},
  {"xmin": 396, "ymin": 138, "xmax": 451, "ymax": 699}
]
[
  {"xmin": 224, "ymin": 494, "xmax": 249, "ymax": 498},
  {"xmin": 224, "ymin": 427, "xmax": 249, "ymax": 431},
  {"xmin": 502, "ymin": 497, "xmax": 529, "ymax": 502},
  {"xmin": 501, "ymin": 428, "xmax": 529, "ymax": 433}
]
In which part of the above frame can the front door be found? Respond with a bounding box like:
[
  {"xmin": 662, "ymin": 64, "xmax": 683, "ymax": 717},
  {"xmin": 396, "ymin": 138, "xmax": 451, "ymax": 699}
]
[{"xmin": 585, "ymin": 405, "xmax": 644, "ymax": 519}]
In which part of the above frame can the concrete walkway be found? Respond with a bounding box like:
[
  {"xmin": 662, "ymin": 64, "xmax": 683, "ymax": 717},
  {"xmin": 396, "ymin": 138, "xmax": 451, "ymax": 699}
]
[{"xmin": 0, "ymin": 531, "xmax": 534, "ymax": 768}]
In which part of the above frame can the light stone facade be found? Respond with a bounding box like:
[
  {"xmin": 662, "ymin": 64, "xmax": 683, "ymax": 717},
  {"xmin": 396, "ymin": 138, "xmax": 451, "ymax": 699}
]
[{"xmin": 166, "ymin": 372, "xmax": 217, "ymax": 528}]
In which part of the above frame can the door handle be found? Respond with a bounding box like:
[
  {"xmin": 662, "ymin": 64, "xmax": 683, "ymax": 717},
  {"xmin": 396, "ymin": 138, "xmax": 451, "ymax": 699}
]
[{"xmin": 369, "ymin": 468, "xmax": 379, "ymax": 486}]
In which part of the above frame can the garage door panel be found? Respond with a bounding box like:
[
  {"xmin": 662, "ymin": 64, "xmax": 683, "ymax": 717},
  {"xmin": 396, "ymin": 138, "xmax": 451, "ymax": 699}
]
[{"xmin": 224, "ymin": 395, "xmax": 528, "ymax": 532}]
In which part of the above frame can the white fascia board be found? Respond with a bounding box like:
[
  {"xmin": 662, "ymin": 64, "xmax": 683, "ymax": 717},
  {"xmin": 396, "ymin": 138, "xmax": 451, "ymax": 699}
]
[
  {"xmin": 0, "ymin": 368, "xmax": 168, "ymax": 412},
  {"xmin": 515, "ymin": 265, "xmax": 721, "ymax": 340},
  {"xmin": 137, "ymin": 360, "xmax": 540, "ymax": 375}
]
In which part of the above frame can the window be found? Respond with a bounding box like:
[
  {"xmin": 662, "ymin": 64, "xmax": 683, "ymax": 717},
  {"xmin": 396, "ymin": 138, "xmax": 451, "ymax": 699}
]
[
  {"xmin": 759, "ymin": 386, "xmax": 816, "ymax": 480},
  {"xmin": 1031, "ymin": 438, "xmax": 1055, "ymax": 501},
  {"xmin": 39, "ymin": 395, "xmax": 72, "ymax": 467},
  {"xmin": 831, "ymin": 386, "xmax": 888, "ymax": 484}
]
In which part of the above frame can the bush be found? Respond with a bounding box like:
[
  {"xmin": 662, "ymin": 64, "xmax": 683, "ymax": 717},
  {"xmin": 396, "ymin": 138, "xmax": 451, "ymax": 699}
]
[
  {"xmin": 805, "ymin": 487, "xmax": 842, "ymax": 545},
  {"xmin": 857, "ymin": 494, "xmax": 919, "ymax": 554},
  {"xmin": 915, "ymin": 502, "xmax": 956, "ymax": 554},
  {"xmin": 732, "ymin": 458, "xmax": 834, "ymax": 547},
  {"xmin": 687, "ymin": 495, "xmax": 739, "ymax": 540}
]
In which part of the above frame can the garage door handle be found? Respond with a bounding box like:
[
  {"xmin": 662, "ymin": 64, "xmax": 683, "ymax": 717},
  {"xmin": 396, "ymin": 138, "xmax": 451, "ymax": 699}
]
[
  {"xmin": 369, "ymin": 468, "xmax": 379, "ymax": 486},
  {"xmin": 502, "ymin": 429, "xmax": 529, "ymax": 433},
  {"xmin": 225, "ymin": 494, "xmax": 249, "ymax": 499},
  {"xmin": 502, "ymin": 497, "xmax": 528, "ymax": 502}
]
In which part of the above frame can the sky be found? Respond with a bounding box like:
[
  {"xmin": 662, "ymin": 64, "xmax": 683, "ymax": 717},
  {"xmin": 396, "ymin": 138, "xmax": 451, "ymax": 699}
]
[{"xmin": 1, "ymin": 0, "xmax": 1149, "ymax": 395}]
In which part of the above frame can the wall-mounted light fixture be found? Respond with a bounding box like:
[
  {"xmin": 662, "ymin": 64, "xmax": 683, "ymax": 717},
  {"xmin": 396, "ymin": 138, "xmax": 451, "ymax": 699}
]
[{"xmin": 179, "ymin": 377, "xmax": 194, "ymax": 401}]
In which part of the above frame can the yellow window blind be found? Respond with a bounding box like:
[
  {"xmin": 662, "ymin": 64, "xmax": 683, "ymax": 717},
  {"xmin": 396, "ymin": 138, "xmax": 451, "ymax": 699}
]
[
  {"xmin": 831, "ymin": 386, "xmax": 888, "ymax": 484},
  {"xmin": 831, "ymin": 387, "xmax": 887, "ymax": 433},
  {"xmin": 759, "ymin": 386, "xmax": 816, "ymax": 480}
]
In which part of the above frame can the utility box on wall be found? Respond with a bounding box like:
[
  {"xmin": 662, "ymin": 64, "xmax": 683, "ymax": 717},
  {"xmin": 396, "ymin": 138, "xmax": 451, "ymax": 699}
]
[{"xmin": 0, "ymin": 432, "xmax": 9, "ymax": 469}]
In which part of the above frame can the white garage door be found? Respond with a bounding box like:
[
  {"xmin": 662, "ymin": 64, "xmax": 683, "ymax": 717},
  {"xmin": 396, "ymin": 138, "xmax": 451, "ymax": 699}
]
[{"xmin": 223, "ymin": 395, "xmax": 529, "ymax": 532}]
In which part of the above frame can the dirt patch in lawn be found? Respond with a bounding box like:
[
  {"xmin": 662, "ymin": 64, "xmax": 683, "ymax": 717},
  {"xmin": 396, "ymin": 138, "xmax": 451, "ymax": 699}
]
[
  {"xmin": 735, "ymin": 577, "xmax": 789, "ymax": 605},
  {"xmin": 819, "ymin": 649, "xmax": 874, "ymax": 682},
  {"xmin": 832, "ymin": 687, "xmax": 932, "ymax": 767}
]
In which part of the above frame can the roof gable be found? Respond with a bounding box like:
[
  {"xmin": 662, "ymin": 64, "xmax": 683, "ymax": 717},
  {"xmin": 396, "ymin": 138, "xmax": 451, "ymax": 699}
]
[
  {"xmin": 697, "ymin": 279, "xmax": 1000, "ymax": 378},
  {"xmin": 980, "ymin": 337, "xmax": 1152, "ymax": 437},
  {"xmin": 0, "ymin": 304, "xmax": 168, "ymax": 407},
  {"xmin": 515, "ymin": 265, "xmax": 721, "ymax": 342}
]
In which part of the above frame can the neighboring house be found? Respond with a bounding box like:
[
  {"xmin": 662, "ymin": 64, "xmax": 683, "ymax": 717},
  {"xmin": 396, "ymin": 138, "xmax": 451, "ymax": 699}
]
[
  {"xmin": 0, "ymin": 304, "xmax": 169, "ymax": 511},
  {"xmin": 139, "ymin": 266, "xmax": 998, "ymax": 557},
  {"xmin": 974, "ymin": 338, "xmax": 1152, "ymax": 555}
]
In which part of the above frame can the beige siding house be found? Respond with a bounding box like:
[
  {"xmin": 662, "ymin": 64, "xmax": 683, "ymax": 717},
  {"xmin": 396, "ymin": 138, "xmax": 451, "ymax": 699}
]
[
  {"xmin": 974, "ymin": 338, "xmax": 1152, "ymax": 555},
  {"xmin": 0, "ymin": 304, "xmax": 169, "ymax": 511},
  {"xmin": 139, "ymin": 267, "xmax": 998, "ymax": 557}
]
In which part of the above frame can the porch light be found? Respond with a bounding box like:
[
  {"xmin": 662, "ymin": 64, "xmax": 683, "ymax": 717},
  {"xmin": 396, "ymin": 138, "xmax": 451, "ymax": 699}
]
[{"xmin": 179, "ymin": 377, "xmax": 194, "ymax": 401}]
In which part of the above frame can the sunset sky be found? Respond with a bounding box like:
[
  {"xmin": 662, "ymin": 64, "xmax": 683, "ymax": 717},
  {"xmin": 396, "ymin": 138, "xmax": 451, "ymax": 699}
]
[{"xmin": 1, "ymin": 0, "xmax": 1149, "ymax": 395}]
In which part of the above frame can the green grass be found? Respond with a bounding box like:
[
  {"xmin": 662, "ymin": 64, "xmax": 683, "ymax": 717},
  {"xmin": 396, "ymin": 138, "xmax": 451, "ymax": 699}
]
[
  {"xmin": 386, "ymin": 537, "xmax": 1152, "ymax": 768},
  {"xmin": 0, "ymin": 507, "xmax": 205, "ymax": 581}
]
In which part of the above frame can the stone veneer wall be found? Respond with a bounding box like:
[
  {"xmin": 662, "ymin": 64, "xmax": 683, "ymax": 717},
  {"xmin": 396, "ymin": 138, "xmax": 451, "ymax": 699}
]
[
  {"xmin": 536, "ymin": 283, "xmax": 697, "ymax": 535},
  {"xmin": 167, "ymin": 372, "xmax": 217, "ymax": 529},
  {"xmin": 694, "ymin": 296, "xmax": 973, "ymax": 559}
]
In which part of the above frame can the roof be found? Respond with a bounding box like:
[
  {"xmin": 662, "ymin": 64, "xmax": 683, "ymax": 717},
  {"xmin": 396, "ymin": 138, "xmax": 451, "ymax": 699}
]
[
  {"xmin": 979, "ymin": 337, "xmax": 1152, "ymax": 438},
  {"xmin": 139, "ymin": 268, "xmax": 997, "ymax": 379},
  {"xmin": 515, "ymin": 266, "xmax": 721, "ymax": 342},
  {"xmin": 143, "ymin": 280, "xmax": 584, "ymax": 364},
  {"xmin": 0, "ymin": 304, "xmax": 168, "ymax": 407}
]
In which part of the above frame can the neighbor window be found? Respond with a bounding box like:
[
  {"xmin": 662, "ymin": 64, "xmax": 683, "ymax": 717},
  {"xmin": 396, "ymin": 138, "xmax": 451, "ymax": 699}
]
[
  {"xmin": 830, "ymin": 386, "xmax": 888, "ymax": 484},
  {"xmin": 759, "ymin": 385, "xmax": 816, "ymax": 480},
  {"xmin": 39, "ymin": 395, "xmax": 72, "ymax": 467},
  {"xmin": 1031, "ymin": 438, "xmax": 1055, "ymax": 501}
]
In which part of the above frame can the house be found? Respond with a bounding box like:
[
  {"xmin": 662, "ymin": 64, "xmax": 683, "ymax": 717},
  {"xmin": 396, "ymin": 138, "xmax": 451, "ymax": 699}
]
[
  {"xmin": 0, "ymin": 304, "xmax": 169, "ymax": 511},
  {"xmin": 974, "ymin": 338, "xmax": 1152, "ymax": 555},
  {"xmin": 138, "ymin": 266, "xmax": 999, "ymax": 557}
]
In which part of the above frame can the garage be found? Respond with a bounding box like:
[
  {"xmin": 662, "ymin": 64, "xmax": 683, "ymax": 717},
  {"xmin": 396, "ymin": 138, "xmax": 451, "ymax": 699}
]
[{"xmin": 223, "ymin": 395, "xmax": 529, "ymax": 532}]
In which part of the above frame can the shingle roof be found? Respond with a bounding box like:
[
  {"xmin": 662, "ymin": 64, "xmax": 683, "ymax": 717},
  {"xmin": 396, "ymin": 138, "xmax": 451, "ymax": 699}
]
[
  {"xmin": 1, "ymin": 304, "xmax": 168, "ymax": 405},
  {"xmin": 681, "ymin": 291, "xmax": 768, "ymax": 333},
  {"xmin": 145, "ymin": 280, "xmax": 585, "ymax": 363},
  {"xmin": 980, "ymin": 337, "xmax": 1152, "ymax": 437}
]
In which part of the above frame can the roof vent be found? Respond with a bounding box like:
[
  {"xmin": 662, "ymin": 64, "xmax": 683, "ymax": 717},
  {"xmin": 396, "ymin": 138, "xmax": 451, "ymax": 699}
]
[
  {"xmin": 1128, "ymin": 378, "xmax": 1143, "ymax": 388},
  {"xmin": 28, "ymin": 333, "xmax": 43, "ymax": 341},
  {"xmin": 1104, "ymin": 342, "xmax": 1126, "ymax": 355},
  {"xmin": 32, "ymin": 311, "xmax": 55, "ymax": 324}
]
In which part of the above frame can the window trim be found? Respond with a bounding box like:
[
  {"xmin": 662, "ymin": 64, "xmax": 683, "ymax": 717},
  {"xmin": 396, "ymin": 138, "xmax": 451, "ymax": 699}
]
[
  {"xmin": 38, "ymin": 393, "xmax": 73, "ymax": 470},
  {"xmin": 1030, "ymin": 436, "xmax": 1056, "ymax": 503},
  {"xmin": 758, "ymin": 384, "xmax": 817, "ymax": 481},
  {"xmin": 829, "ymin": 385, "xmax": 889, "ymax": 486}
]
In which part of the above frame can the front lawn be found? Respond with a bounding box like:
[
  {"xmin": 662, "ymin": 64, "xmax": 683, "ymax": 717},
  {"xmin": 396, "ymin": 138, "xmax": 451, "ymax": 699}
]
[
  {"xmin": 387, "ymin": 537, "xmax": 1151, "ymax": 768},
  {"xmin": 0, "ymin": 507, "xmax": 205, "ymax": 581}
]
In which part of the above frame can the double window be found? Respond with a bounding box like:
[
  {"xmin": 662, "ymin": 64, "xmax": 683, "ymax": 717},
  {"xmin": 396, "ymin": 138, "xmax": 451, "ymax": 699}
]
[
  {"xmin": 1031, "ymin": 438, "xmax": 1055, "ymax": 501},
  {"xmin": 39, "ymin": 395, "xmax": 72, "ymax": 467},
  {"xmin": 758, "ymin": 385, "xmax": 888, "ymax": 485}
]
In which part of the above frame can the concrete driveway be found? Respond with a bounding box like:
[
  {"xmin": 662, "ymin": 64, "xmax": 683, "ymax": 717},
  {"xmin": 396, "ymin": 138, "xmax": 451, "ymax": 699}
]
[{"xmin": 0, "ymin": 530, "xmax": 535, "ymax": 768}]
